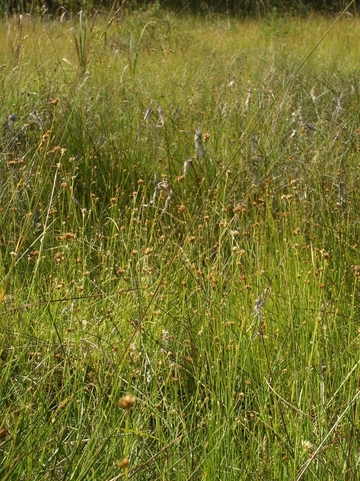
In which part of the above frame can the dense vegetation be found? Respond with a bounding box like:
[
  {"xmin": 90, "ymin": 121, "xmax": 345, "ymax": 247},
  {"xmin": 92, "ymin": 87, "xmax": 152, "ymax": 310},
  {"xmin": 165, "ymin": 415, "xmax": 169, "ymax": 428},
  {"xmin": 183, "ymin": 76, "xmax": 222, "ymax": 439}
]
[
  {"xmin": 1, "ymin": 5, "xmax": 360, "ymax": 480},
  {"xmin": 2, "ymin": 0, "xmax": 359, "ymax": 16}
]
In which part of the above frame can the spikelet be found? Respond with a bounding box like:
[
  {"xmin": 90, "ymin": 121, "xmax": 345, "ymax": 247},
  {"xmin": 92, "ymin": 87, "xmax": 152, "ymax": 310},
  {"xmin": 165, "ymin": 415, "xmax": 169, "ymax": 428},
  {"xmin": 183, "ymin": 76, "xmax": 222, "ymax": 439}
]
[
  {"xmin": 334, "ymin": 92, "xmax": 344, "ymax": 117},
  {"xmin": 143, "ymin": 108, "xmax": 152, "ymax": 122},
  {"xmin": 244, "ymin": 87, "xmax": 252, "ymax": 112},
  {"xmin": 337, "ymin": 181, "xmax": 346, "ymax": 206},
  {"xmin": 156, "ymin": 106, "xmax": 165, "ymax": 128},
  {"xmin": 183, "ymin": 158, "xmax": 193, "ymax": 177},
  {"xmin": 150, "ymin": 180, "xmax": 173, "ymax": 213},
  {"xmin": 228, "ymin": 76, "xmax": 236, "ymax": 88},
  {"xmin": 254, "ymin": 287, "xmax": 270, "ymax": 321},
  {"xmin": 194, "ymin": 125, "xmax": 205, "ymax": 159},
  {"xmin": 310, "ymin": 87, "xmax": 317, "ymax": 103},
  {"xmin": 7, "ymin": 114, "xmax": 17, "ymax": 131},
  {"xmin": 29, "ymin": 111, "xmax": 43, "ymax": 130},
  {"xmin": 118, "ymin": 394, "xmax": 136, "ymax": 410}
]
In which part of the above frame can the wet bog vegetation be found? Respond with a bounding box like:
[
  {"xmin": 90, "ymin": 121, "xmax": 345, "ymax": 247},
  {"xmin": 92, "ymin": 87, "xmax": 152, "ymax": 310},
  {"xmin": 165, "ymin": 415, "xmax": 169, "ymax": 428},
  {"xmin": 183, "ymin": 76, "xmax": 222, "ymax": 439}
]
[{"xmin": 1, "ymin": 4, "xmax": 360, "ymax": 480}]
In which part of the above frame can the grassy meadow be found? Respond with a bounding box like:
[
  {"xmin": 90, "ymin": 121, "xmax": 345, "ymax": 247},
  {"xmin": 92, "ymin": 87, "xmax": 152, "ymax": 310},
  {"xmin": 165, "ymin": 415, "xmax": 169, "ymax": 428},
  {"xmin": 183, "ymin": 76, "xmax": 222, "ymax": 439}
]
[{"xmin": 1, "ymin": 6, "xmax": 360, "ymax": 480}]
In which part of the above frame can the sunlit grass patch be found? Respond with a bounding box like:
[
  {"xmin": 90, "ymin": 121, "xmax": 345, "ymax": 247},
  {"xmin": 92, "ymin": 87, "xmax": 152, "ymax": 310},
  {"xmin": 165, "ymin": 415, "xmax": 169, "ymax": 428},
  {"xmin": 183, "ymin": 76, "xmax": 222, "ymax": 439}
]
[{"xmin": 1, "ymin": 8, "xmax": 360, "ymax": 480}]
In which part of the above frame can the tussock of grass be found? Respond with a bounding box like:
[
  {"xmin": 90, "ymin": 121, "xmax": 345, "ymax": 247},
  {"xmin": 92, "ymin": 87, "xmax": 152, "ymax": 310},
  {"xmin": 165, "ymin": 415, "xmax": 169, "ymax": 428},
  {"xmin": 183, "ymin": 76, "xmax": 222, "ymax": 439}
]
[{"xmin": 1, "ymin": 9, "xmax": 360, "ymax": 480}]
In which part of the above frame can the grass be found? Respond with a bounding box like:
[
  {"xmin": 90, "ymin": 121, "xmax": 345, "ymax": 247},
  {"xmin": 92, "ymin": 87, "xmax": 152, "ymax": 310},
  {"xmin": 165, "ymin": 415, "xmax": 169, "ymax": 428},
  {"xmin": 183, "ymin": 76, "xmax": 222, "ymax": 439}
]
[{"xmin": 1, "ymin": 7, "xmax": 360, "ymax": 480}]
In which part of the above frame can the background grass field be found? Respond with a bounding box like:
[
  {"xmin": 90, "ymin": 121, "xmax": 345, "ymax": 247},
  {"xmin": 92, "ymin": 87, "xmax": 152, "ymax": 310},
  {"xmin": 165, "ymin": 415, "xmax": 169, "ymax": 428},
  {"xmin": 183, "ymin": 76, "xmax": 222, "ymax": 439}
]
[{"xmin": 1, "ymin": 6, "xmax": 360, "ymax": 480}]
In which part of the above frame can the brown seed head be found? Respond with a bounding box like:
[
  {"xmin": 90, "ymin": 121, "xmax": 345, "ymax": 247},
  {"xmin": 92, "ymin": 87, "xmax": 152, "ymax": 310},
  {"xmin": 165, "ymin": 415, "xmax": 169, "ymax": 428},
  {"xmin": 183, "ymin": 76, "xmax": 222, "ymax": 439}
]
[
  {"xmin": 117, "ymin": 457, "xmax": 129, "ymax": 469},
  {"xmin": 118, "ymin": 395, "xmax": 136, "ymax": 410}
]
